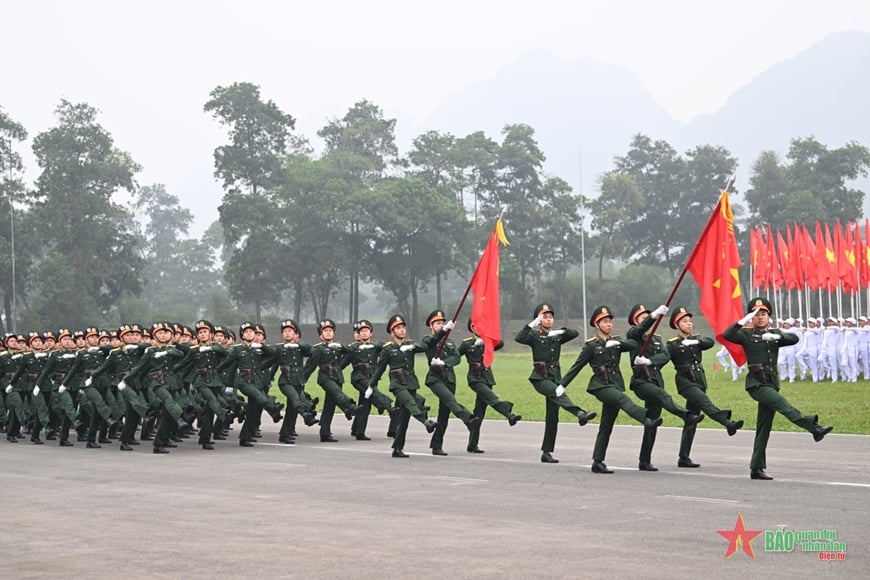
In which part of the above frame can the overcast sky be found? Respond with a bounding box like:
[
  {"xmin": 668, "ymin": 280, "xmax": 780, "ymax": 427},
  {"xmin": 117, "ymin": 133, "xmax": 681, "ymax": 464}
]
[{"xmin": 3, "ymin": 0, "xmax": 870, "ymax": 232}]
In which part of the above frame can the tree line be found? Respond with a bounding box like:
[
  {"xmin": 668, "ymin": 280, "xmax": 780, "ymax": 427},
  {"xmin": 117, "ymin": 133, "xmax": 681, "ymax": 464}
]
[{"xmin": 1, "ymin": 83, "xmax": 868, "ymax": 335}]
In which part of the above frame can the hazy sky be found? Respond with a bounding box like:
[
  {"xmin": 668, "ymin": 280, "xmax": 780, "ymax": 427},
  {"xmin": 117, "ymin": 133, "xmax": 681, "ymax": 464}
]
[{"xmin": 3, "ymin": 0, "xmax": 870, "ymax": 232}]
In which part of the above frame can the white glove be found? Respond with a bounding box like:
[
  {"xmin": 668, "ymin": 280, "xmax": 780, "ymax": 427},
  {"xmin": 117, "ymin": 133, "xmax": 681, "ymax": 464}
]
[
  {"xmin": 605, "ymin": 340, "xmax": 620, "ymax": 348},
  {"xmin": 250, "ymin": 342, "xmax": 262, "ymax": 348},
  {"xmin": 651, "ymin": 305, "xmax": 669, "ymax": 320},
  {"xmin": 84, "ymin": 377, "xmax": 92, "ymax": 387},
  {"xmin": 739, "ymin": 308, "xmax": 761, "ymax": 326},
  {"xmin": 58, "ymin": 385, "xmax": 67, "ymax": 393},
  {"xmin": 682, "ymin": 339, "xmax": 699, "ymax": 346},
  {"xmin": 547, "ymin": 329, "xmax": 565, "ymax": 337},
  {"xmin": 358, "ymin": 343, "xmax": 374, "ymax": 350},
  {"xmin": 88, "ymin": 346, "xmax": 100, "ymax": 353},
  {"xmin": 430, "ymin": 357, "xmax": 445, "ymax": 366},
  {"xmin": 443, "ymin": 320, "xmax": 455, "ymax": 331},
  {"xmin": 474, "ymin": 338, "xmax": 484, "ymax": 347},
  {"xmin": 761, "ymin": 332, "xmax": 780, "ymax": 342},
  {"xmin": 328, "ymin": 342, "xmax": 342, "ymax": 349},
  {"xmin": 154, "ymin": 351, "xmax": 167, "ymax": 359},
  {"xmin": 284, "ymin": 342, "xmax": 299, "ymax": 349},
  {"xmin": 62, "ymin": 353, "xmax": 76, "ymax": 359},
  {"xmin": 117, "ymin": 380, "xmax": 127, "ymax": 392},
  {"xmin": 364, "ymin": 387, "xmax": 373, "ymax": 399},
  {"xmin": 35, "ymin": 352, "xmax": 47, "ymax": 359},
  {"xmin": 225, "ymin": 387, "xmax": 234, "ymax": 394},
  {"xmin": 125, "ymin": 344, "xmax": 139, "ymax": 351},
  {"xmin": 11, "ymin": 353, "xmax": 22, "ymax": 359},
  {"xmin": 633, "ymin": 355, "xmax": 651, "ymax": 366},
  {"xmin": 33, "ymin": 386, "xmax": 40, "ymax": 396},
  {"xmin": 554, "ymin": 384, "xmax": 566, "ymax": 397},
  {"xmin": 5, "ymin": 385, "xmax": 12, "ymax": 394},
  {"xmin": 199, "ymin": 345, "xmax": 212, "ymax": 352},
  {"xmin": 399, "ymin": 344, "xmax": 415, "ymax": 352},
  {"xmin": 528, "ymin": 315, "xmax": 542, "ymax": 329}
]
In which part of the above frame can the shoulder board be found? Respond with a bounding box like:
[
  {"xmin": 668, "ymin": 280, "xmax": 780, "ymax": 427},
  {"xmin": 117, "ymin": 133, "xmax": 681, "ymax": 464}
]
[
  {"xmin": 667, "ymin": 337, "xmax": 681, "ymax": 342},
  {"xmin": 585, "ymin": 336, "xmax": 598, "ymax": 343},
  {"xmin": 384, "ymin": 341, "xmax": 395, "ymax": 347},
  {"xmin": 462, "ymin": 337, "xmax": 474, "ymax": 342},
  {"xmin": 111, "ymin": 347, "xmax": 122, "ymax": 352}
]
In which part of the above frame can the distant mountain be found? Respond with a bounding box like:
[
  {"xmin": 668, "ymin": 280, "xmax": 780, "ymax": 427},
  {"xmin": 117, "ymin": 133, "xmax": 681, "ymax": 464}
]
[
  {"xmin": 416, "ymin": 32, "xmax": 870, "ymax": 212},
  {"xmin": 418, "ymin": 49, "xmax": 681, "ymax": 194}
]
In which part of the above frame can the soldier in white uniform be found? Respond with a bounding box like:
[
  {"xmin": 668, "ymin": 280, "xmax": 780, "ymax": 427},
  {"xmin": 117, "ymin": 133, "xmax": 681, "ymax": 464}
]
[
  {"xmin": 857, "ymin": 317, "xmax": 870, "ymax": 380},
  {"xmin": 820, "ymin": 317, "xmax": 842, "ymax": 382},
  {"xmin": 797, "ymin": 318, "xmax": 822, "ymax": 382},
  {"xmin": 715, "ymin": 346, "xmax": 743, "ymax": 381},
  {"xmin": 778, "ymin": 318, "xmax": 798, "ymax": 383},
  {"xmin": 840, "ymin": 317, "xmax": 860, "ymax": 383}
]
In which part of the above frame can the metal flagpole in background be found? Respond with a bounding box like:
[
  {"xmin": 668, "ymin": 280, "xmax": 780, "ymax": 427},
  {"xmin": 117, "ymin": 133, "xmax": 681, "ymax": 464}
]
[{"xmin": 579, "ymin": 146, "xmax": 588, "ymax": 341}]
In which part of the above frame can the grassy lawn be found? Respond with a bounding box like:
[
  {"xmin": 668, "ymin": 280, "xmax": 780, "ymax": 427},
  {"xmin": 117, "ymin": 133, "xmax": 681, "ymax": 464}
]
[{"xmin": 274, "ymin": 349, "xmax": 869, "ymax": 435}]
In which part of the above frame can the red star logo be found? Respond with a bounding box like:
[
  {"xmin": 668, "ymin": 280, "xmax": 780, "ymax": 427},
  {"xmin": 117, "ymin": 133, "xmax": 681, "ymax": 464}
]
[{"xmin": 717, "ymin": 513, "xmax": 763, "ymax": 559}]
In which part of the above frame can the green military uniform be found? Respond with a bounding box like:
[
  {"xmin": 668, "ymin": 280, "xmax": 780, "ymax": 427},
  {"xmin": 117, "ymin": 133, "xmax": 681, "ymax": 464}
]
[
  {"xmin": 369, "ymin": 315, "xmax": 437, "ymax": 457},
  {"xmin": 458, "ymin": 325, "xmax": 520, "ymax": 453},
  {"xmin": 515, "ymin": 303, "xmax": 595, "ymax": 463},
  {"xmin": 666, "ymin": 307, "xmax": 743, "ymax": 468},
  {"xmin": 625, "ymin": 305, "xmax": 700, "ymax": 471},
  {"xmin": 16, "ymin": 333, "xmax": 52, "ymax": 443},
  {"xmin": 186, "ymin": 320, "xmax": 231, "ymax": 450},
  {"xmin": 2, "ymin": 335, "xmax": 28, "ymax": 442},
  {"xmin": 341, "ymin": 320, "xmax": 392, "ymax": 440},
  {"xmin": 302, "ymin": 319, "xmax": 360, "ymax": 442},
  {"xmin": 722, "ymin": 297, "xmax": 833, "ymax": 479},
  {"xmin": 61, "ymin": 329, "xmax": 116, "ymax": 448},
  {"xmin": 422, "ymin": 310, "xmax": 478, "ymax": 455},
  {"xmin": 216, "ymin": 322, "xmax": 284, "ymax": 447},
  {"xmin": 272, "ymin": 319, "xmax": 319, "ymax": 443},
  {"xmin": 35, "ymin": 331, "xmax": 79, "ymax": 445},
  {"xmin": 562, "ymin": 306, "xmax": 658, "ymax": 473}
]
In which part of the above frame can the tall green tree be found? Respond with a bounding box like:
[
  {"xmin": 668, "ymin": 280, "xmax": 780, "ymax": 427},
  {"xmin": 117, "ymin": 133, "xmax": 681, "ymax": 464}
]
[
  {"xmin": 0, "ymin": 106, "xmax": 28, "ymax": 332},
  {"xmin": 590, "ymin": 172, "xmax": 643, "ymax": 282},
  {"xmin": 27, "ymin": 100, "xmax": 143, "ymax": 328},
  {"xmin": 745, "ymin": 137, "xmax": 870, "ymax": 228},
  {"xmin": 205, "ymin": 82, "xmax": 296, "ymax": 321}
]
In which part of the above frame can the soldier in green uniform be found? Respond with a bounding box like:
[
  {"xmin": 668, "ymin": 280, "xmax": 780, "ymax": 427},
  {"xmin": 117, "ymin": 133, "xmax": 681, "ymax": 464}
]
[
  {"xmin": 626, "ymin": 304, "xmax": 704, "ymax": 471},
  {"xmin": 302, "ymin": 319, "xmax": 360, "ymax": 442},
  {"xmin": 2, "ymin": 334, "xmax": 28, "ymax": 442},
  {"xmin": 722, "ymin": 297, "xmax": 833, "ymax": 480},
  {"xmin": 369, "ymin": 315, "xmax": 438, "ymax": 457},
  {"xmin": 36, "ymin": 330, "xmax": 80, "ymax": 446},
  {"xmin": 666, "ymin": 307, "xmax": 745, "ymax": 468},
  {"xmin": 561, "ymin": 306, "xmax": 662, "ymax": 473},
  {"xmin": 515, "ymin": 303, "xmax": 597, "ymax": 464},
  {"xmin": 62, "ymin": 328, "xmax": 116, "ymax": 448},
  {"xmin": 104, "ymin": 324, "xmax": 150, "ymax": 450},
  {"xmin": 459, "ymin": 319, "xmax": 521, "ymax": 454},
  {"xmin": 186, "ymin": 320, "xmax": 232, "ymax": 450},
  {"xmin": 342, "ymin": 319, "xmax": 392, "ymax": 441},
  {"xmin": 20, "ymin": 332, "xmax": 52, "ymax": 444},
  {"xmin": 122, "ymin": 322, "xmax": 195, "ymax": 453},
  {"xmin": 216, "ymin": 322, "xmax": 284, "ymax": 447},
  {"xmin": 271, "ymin": 319, "xmax": 319, "ymax": 444},
  {"xmin": 421, "ymin": 310, "xmax": 480, "ymax": 456}
]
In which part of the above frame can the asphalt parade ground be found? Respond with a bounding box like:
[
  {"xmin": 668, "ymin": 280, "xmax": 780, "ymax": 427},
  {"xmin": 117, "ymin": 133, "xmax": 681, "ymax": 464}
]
[{"xmin": 1, "ymin": 416, "xmax": 867, "ymax": 579}]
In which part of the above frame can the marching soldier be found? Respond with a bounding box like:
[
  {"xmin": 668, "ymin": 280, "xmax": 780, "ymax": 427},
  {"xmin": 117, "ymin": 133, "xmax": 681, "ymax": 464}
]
[
  {"xmin": 561, "ymin": 306, "xmax": 662, "ymax": 474},
  {"xmin": 342, "ymin": 319, "xmax": 392, "ymax": 441},
  {"xmin": 666, "ymin": 307, "xmax": 744, "ymax": 468},
  {"xmin": 20, "ymin": 332, "xmax": 55, "ymax": 444},
  {"xmin": 188, "ymin": 320, "xmax": 231, "ymax": 450},
  {"xmin": 272, "ymin": 319, "xmax": 318, "ymax": 444},
  {"xmin": 421, "ymin": 310, "xmax": 480, "ymax": 456},
  {"xmin": 61, "ymin": 328, "xmax": 116, "ymax": 448},
  {"xmin": 2, "ymin": 334, "xmax": 28, "ymax": 442},
  {"xmin": 369, "ymin": 315, "xmax": 438, "ymax": 457},
  {"xmin": 515, "ymin": 303, "xmax": 597, "ymax": 464},
  {"xmin": 722, "ymin": 297, "xmax": 834, "ymax": 480},
  {"xmin": 35, "ymin": 330, "xmax": 80, "ymax": 446},
  {"xmin": 302, "ymin": 319, "xmax": 361, "ymax": 442},
  {"xmin": 459, "ymin": 319, "xmax": 521, "ymax": 454},
  {"xmin": 625, "ymin": 304, "xmax": 704, "ymax": 471}
]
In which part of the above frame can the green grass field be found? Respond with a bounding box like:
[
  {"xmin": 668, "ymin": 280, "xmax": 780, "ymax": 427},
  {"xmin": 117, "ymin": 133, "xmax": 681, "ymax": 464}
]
[{"xmin": 271, "ymin": 350, "xmax": 869, "ymax": 435}]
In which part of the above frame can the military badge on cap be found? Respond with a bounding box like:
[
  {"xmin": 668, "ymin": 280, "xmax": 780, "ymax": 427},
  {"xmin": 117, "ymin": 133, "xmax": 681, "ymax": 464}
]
[
  {"xmin": 317, "ymin": 319, "xmax": 336, "ymax": 333},
  {"xmin": 669, "ymin": 307, "xmax": 692, "ymax": 329},
  {"xmin": 426, "ymin": 310, "xmax": 446, "ymax": 326},
  {"xmin": 628, "ymin": 304, "xmax": 651, "ymax": 326},
  {"xmin": 356, "ymin": 319, "xmax": 373, "ymax": 332},
  {"xmin": 590, "ymin": 306, "xmax": 612, "ymax": 328},
  {"xmin": 533, "ymin": 303, "xmax": 554, "ymax": 318},
  {"xmin": 386, "ymin": 315, "xmax": 405, "ymax": 334}
]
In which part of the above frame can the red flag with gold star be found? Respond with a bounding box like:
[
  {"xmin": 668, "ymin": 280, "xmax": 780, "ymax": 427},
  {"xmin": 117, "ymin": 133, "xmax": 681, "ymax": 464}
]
[
  {"xmin": 470, "ymin": 219, "xmax": 509, "ymax": 367},
  {"xmin": 686, "ymin": 188, "xmax": 746, "ymax": 366}
]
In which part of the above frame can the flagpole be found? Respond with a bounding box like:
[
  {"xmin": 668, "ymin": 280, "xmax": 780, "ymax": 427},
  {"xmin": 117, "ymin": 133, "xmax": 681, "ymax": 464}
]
[
  {"xmin": 637, "ymin": 175, "xmax": 735, "ymax": 356},
  {"xmin": 434, "ymin": 209, "xmax": 506, "ymax": 359}
]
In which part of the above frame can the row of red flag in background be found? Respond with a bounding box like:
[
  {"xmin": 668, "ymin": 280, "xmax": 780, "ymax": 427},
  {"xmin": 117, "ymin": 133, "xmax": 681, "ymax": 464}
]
[{"xmin": 749, "ymin": 220, "xmax": 870, "ymax": 293}]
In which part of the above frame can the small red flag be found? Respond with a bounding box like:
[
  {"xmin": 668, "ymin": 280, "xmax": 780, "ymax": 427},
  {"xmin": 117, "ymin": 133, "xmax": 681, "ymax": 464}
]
[
  {"xmin": 686, "ymin": 189, "xmax": 746, "ymax": 366},
  {"xmin": 470, "ymin": 219, "xmax": 509, "ymax": 367}
]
